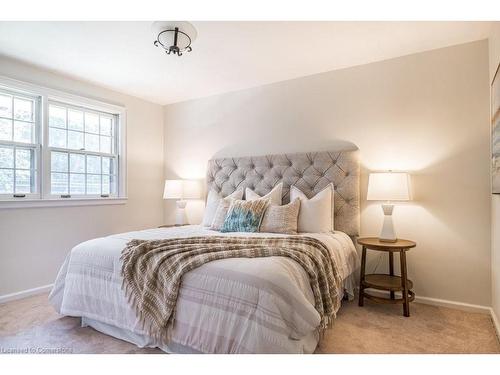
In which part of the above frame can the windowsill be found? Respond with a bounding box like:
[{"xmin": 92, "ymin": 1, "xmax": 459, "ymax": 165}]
[{"xmin": 0, "ymin": 197, "xmax": 128, "ymax": 209}]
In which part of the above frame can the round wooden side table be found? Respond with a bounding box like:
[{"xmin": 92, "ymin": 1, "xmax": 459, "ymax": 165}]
[{"xmin": 357, "ymin": 237, "xmax": 416, "ymax": 317}]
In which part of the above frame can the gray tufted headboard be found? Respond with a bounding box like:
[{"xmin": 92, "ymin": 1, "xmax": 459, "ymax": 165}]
[{"xmin": 206, "ymin": 150, "xmax": 360, "ymax": 236}]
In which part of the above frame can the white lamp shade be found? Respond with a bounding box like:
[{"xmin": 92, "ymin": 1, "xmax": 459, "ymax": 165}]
[
  {"xmin": 163, "ymin": 180, "xmax": 183, "ymax": 199},
  {"xmin": 367, "ymin": 172, "xmax": 411, "ymax": 201},
  {"xmin": 163, "ymin": 179, "xmax": 202, "ymax": 200},
  {"xmin": 182, "ymin": 179, "xmax": 202, "ymax": 199}
]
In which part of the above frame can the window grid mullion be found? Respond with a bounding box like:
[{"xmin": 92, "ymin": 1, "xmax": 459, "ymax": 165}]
[
  {"xmin": 0, "ymin": 116, "xmax": 35, "ymax": 124},
  {"xmin": 84, "ymin": 153, "xmax": 87, "ymax": 195},
  {"xmin": 13, "ymin": 145, "xmax": 16, "ymax": 193},
  {"xmin": 98, "ymin": 116, "xmax": 101, "ymax": 154},
  {"xmin": 100, "ymin": 156, "xmax": 103, "ymax": 195},
  {"xmin": 65, "ymin": 107, "xmax": 68, "ymax": 151},
  {"xmin": 66, "ymin": 150, "xmax": 70, "ymax": 195},
  {"xmin": 83, "ymin": 109, "xmax": 87, "ymax": 151},
  {"xmin": 10, "ymin": 96, "xmax": 14, "ymax": 143}
]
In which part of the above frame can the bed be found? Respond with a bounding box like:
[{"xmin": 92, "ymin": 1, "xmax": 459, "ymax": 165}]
[{"xmin": 49, "ymin": 150, "xmax": 360, "ymax": 354}]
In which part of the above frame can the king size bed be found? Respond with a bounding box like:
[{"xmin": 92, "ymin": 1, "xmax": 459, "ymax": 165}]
[{"xmin": 49, "ymin": 150, "xmax": 360, "ymax": 354}]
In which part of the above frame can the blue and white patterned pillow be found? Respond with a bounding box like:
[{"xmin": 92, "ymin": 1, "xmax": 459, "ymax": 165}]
[{"xmin": 220, "ymin": 199, "xmax": 270, "ymax": 233}]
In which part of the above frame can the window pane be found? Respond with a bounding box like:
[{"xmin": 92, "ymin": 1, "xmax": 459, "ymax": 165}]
[
  {"xmin": 85, "ymin": 112, "xmax": 99, "ymax": 133},
  {"xmin": 0, "ymin": 118, "xmax": 12, "ymax": 141},
  {"xmin": 49, "ymin": 105, "xmax": 66, "ymax": 128},
  {"xmin": 85, "ymin": 133, "xmax": 99, "ymax": 152},
  {"xmin": 68, "ymin": 130, "xmax": 84, "ymax": 150},
  {"xmin": 49, "ymin": 127, "xmax": 67, "ymax": 148},
  {"xmin": 0, "ymin": 169, "xmax": 14, "ymax": 193},
  {"xmin": 86, "ymin": 155, "xmax": 101, "ymax": 174},
  {"xmin": 100, "ymin": 135, "xmax": 111, "ymax": 154},
  {"xmin": 51, "ymin": 151, "xmax": 68, "ymax": 172},
  {"xmin": 15, "ymin": 169, "xmax": 31, "ymax": 193},
  {"xmin": 68, "ymin": 110, "xmax": 84, "ymax": 131},
  {"xmin": 100, "ymin": 117, "xmax": 112, "ymax": 136},
  {"xmin": 13, "ymin": 121, "xmax": 33, "ymax": 143},
  {"xmin": 86, "ymin": 174, "xmax": 100, "ymax": 194},
  {"xmin": 0, "ymin": 94, "xmax": 12, "ymax": 118},
  {"xmin": 51, "ymin": 172, "xmax": 68, "ymax": 194},
  {"xmin": 43, "ymin": 101, "xmax": 120, "ymax": 198},
  {"xmin": 102, "ymin": 157, "xmax": 110, "ymax": 174},
  {"xmin": 102, "ymin": 175, "xmax": 110, "ymax": 195},
  {"xmin": 70, "ymin": 173, "xmax": 85, "ymax": 194},
  {"xmin": 110, "ymin": 175, "xmax": 117, "ymax": 194},
  {"xmin": 13, "ymin": 98, "xmax": 33, "ymax": 122},
  {"xmin": 15, "ymin": 148, "xmax": 32, "ymax": 170},
  {"xmin": 69, "ymin": 153, "xmax": 85, "ymax": 173},
  {"xmin": 0, "ymin": 147, "xmax": 14, "ymax": 168}
]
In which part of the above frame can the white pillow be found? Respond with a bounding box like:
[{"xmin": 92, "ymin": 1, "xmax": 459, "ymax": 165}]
[
  {"xmin": 245, "ymin": 182, "xmax": 283, "ymax": 206},
  {"xmin": 202, "ymin": 189, "xmax": 243, "ymax": 227},
  {"xmin": 290, "ymin": 184, "xmax": 334, "ymax": 233}
]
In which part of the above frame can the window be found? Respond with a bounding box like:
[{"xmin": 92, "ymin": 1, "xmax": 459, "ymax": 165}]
[
  {"xmin": 0, "ymin": 89, "xmax": 39, "ymax": 198},
  {"xmin": 0, "ymin": 78, "xmax": 126, "ymax": 207},
  {"xmin": 47, "ymin": 102, "xmax": 118, "ymax": 197}
]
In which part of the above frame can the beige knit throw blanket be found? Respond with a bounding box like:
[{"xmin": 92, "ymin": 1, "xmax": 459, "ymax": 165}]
[{"xmin": 120, "ymin": 235, "xmax": 342, "ymax": 343}]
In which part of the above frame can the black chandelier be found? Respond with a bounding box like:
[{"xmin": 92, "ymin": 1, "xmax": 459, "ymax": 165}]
[{"xmin": 152, "ymin": 22, "xmax": 197, "ymax": 57}]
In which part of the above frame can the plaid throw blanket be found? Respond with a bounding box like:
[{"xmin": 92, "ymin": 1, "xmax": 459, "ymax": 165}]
[{"xmin": 120, "ymin": 236, "xmax": 342, "ymax": 343}]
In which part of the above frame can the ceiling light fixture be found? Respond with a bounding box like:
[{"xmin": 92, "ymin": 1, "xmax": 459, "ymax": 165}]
[{"xmin": 152, "ymin": 21, "xmax": 197, "ymax": 56}]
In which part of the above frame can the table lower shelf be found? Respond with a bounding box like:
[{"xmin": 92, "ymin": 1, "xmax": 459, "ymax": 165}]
[
  {"xmin": 361, "ymin": 273, "xmax": 415, "ymax": 305},
  {"xmin": 362, "ymin": 273, "xmax": 413, "ymax": 291},
  {"xmin": 362, "ymin": 290, "xmax": 415, "ymax": 305}
]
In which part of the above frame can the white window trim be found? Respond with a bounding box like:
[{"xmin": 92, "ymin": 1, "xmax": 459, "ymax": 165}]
[{"xmin": 0, "ymin": 75, "xmax": 127, "ymax": 208}]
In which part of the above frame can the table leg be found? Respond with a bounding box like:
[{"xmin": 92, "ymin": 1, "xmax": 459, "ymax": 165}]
[
  {"xmin": 358, "ymin": 246, "xmax": 367, "ymax": 307},
  {"xmin": 389, "ymin": 251, "xmax": 395, "ymax": 300},
  {"xmin": 400, "ymin": 250, "xmax": 410, "ymax": 317}
]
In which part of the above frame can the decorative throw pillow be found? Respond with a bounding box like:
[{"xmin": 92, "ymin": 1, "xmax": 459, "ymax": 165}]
[
  {"xmin": 203, "ymin": 189, "xmax": 243, "ymax": 227},
  {"xmin": 260, "ymin": 198, "xmax": 301, "ymax": 234},
  {"xmin": 220, "ymin": 199, "xmax": 270, "ymax": 233},
  {"xmin": 210, "ymin": 198, "xmax": 233, "ymax": 231},
  {"xmin": 245, "ymin": 182, "xmax": 283, "ymax": 206},
  {"xmin": 290, "ymin": 184, "xmax": 334, "ymax": 233}
]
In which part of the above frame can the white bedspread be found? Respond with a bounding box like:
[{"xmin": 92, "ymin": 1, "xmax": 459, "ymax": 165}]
[{"xmin": 49, "ymin": 225, "xmax": 359, "ymax": 354}]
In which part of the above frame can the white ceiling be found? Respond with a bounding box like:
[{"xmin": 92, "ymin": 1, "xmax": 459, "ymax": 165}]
[{"xmin": 0, "ymin": 21, "xmax": 493, "ymax": 105}]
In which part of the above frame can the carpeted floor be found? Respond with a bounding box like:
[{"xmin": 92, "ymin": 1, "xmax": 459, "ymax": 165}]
[{"xmin": 0, "ymin": 293, "xmax": 498, "ymax": 354}]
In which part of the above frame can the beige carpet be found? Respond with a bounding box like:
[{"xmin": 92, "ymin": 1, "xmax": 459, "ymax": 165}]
[{"xmin": 0, "ymin": 293, "xmax": 498, "ymax": 354}]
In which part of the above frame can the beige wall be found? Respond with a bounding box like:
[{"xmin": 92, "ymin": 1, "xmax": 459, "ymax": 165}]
[
  {"xmin": 164, "ymin": 40, "xmax": 491, "ymax": 306},
  {"xmin": 0, "ymin": 57, "xmax": 165, "ymax": 296},
  {"xmin": 490, "ymin": 22, "xmax": 500, "ymax": 323}
]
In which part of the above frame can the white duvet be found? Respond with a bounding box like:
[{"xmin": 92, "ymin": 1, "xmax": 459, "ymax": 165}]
[{"xmin": 49, "ymin": 225, "xmax": 359, "ymax": 354}]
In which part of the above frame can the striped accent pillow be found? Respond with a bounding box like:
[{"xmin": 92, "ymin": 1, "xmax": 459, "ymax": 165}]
[
  {"xmin": 209, "ymin": 198, "xmax": 233, "ymax": 231},
  {"xmin": 220, "ymin": 199, "xmax": 270, "ymax": 233},
  {"xmin": 260, "ymin": 198, "xmax": 301, "ymax": 234}
]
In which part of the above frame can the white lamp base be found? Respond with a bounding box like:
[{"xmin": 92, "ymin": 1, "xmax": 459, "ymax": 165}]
[
  {"xmin": 175, "ymin": 200, "xmax": 188, "ymax": 225},
  {"xmin": 379, "ymin": 204, "xmax": 397, "ymax": 242}
]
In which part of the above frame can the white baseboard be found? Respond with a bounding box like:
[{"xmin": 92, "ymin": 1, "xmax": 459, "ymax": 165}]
[
  {"xmin": 415, "ymin": 295, "xmax": 491, "ymax": 314},
  {"xmin": 490, "ymin": 308, "xmax": 500, "ymax": 338},
  {"xmin": 363, "ymin": 289, "xmax": 491, "ymax": 314},
  {"xmin": 0, "ymin": 284, "xmax": 53, "ymax": 304}
]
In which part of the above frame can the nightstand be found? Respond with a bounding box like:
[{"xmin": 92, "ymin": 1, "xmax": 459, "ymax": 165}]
[
  {"xmin": 158, "ymin": 224, "xmax": 189, "ymax": 228},
  {"xmin": 357, "ymin": 237, "xmax": 416, "ymax": 317}
]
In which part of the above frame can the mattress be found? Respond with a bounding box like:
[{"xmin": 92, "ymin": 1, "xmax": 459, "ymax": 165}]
[{"xmin": 49, "ymin": 225, "xmax": 359, "ymax": 354}]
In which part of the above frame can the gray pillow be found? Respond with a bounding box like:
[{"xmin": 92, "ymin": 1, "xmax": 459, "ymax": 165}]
[
  {"xmin": 210, "ymin": 199, "xmax": 233, "ymax": 231},
  {"xmin": 259, "ymin": 198, "xmax": 301, "ymax": 235},
  {"xmin": 203, "ymin": 189, "xmax": 243, "ymax": 227}
]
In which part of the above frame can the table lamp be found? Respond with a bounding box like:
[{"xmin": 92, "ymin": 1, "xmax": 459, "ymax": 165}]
[
  {"xmin": 163, "ymin": 179, "xmax": 202, "ymax": 225},
  {"xmin": 367, "ymin": 172, "xmax": 411, "ymax": 242}
]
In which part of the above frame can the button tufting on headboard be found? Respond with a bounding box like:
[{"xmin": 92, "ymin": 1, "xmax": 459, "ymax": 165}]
[{"xmin": 206, "ymin": 150, "xmax": 360, "ymax": 236}]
